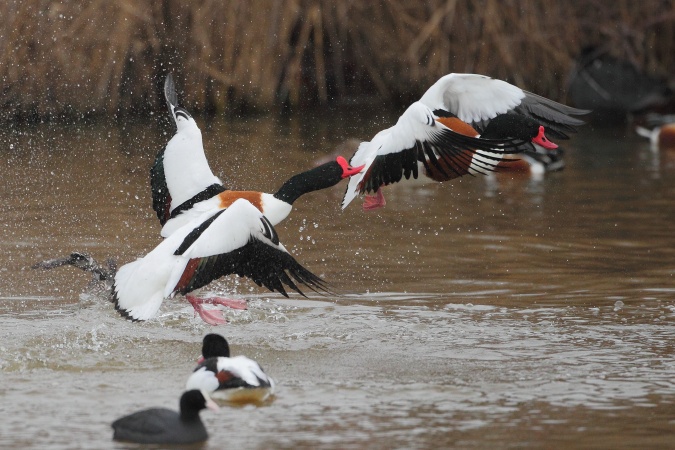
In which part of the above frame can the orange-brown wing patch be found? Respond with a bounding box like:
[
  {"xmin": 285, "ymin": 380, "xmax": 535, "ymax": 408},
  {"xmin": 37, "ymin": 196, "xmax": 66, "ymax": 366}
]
[
  {"xmin": 218, "ymin": 191, "xmax": 264, "ymax": 212},
  {"xmin": 423, "ymin": 152, "xmax": 474, "ymax": 182},
  {"xmin": 216, "ymin": 370, "xmax": 235, "ymax": 384},
  {"xmin": 173, "ymin": 258, "xmax": 200, "ymax": 294},
  {"xmin": 659, "ymin": 124, "xmax": 675, "ymax": 148},
  {"xmin": 436, "ymin": 117, "xmax": 479, "ymax": 138}
]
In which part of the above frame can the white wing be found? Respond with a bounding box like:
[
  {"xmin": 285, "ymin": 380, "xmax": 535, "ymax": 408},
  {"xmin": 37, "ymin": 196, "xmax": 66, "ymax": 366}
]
[
  {"xmin": 163, "ymin": 198, "xmax": 328, "ymax": 299},
  {"xmin": 112, "ymin": 217, "xmax": 203, "ymax": 320},
  {"xmin": 160, "ymin": 196, "xmax": 223, "ymax": 238},
  {"xmin": 342, "ymin": 101, "xmax": 511, "ymax": 208},
  {"xmin": 419, "ymin": 73, "xmax": 525, "ymax": 124},
  {"xmin": 217, "ymin": 356, "xmax": 274, "ymax": 388},
  {"xmin": 151, "ymin": 74, "xmax": 223, "ymax": 228},
  {"xmin": 419, "ymin": 73, "xmax": 589, "ymax": 139}
]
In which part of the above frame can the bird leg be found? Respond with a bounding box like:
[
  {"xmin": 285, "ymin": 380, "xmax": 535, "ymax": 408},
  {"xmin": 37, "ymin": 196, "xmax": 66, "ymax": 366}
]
[
  {"xmin": 196, "ymin": 296, "xmax": 248, "ymax": 310},
  {"xmin": 362, "ymin": 188, "xmax": 387, "ymax": 211},
  {"xmin": 186, "ymin": 295, "xmax": 228, "ymax": 326}
]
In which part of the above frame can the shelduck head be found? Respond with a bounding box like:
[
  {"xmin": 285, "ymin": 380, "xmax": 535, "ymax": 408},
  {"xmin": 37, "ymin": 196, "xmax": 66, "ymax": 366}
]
[
  {"xmin": 482, "ymin": 114, "xmax": 558, "ymax": 150},
  {"xmin": 197, "ymin": 334, "xmax": 231, "ymax": 364},
  {"xmin": 273, "ymin": 156, "xmax": 364, "ymax": 205},
  {"xmin": 173, "ymin": 106, "xmax": 196, "ymax": 130}
]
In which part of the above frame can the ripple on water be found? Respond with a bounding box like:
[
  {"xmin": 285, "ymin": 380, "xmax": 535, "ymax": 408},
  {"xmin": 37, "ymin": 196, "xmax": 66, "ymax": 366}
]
[{"xmin": 1, "ymin": 294, "xmax": 674, "ymax": 446}]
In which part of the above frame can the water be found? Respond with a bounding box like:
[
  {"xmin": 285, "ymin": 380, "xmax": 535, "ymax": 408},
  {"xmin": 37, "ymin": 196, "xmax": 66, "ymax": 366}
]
[{"xmin": 1, "ymin": 111, "xmax": 674, "ymax": 449}]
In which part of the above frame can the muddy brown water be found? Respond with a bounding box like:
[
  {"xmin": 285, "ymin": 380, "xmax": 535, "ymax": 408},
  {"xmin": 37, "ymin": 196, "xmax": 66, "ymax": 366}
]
[{"xmin": 0, "ymin": 110, "xmax": 674, "ymax": 449}]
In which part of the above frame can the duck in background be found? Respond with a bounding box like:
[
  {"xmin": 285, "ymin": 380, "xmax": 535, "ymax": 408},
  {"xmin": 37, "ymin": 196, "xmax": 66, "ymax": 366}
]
[
  {"xmin": 111, "ymin": 390, "xmax": 218, "ymax": 445},
  {"xmin": 478, "ymin": 114, "xmax": 565, "ymax": 177},
  {"xmin": 494, "ymin": 141, "xmax": 566, "ymax": 178},
  {"xmin": 635, "ymin": 113, "xmax": 675, "ymax": 150},
  {"xmin": 567, "ymin": 46, "xmax": 674, "ymax": 122},
  {"xmin": 342, "ymin": 73, "xmax": 587, "ymax": 211},
  {"xmin": 187, "ymin": 334, "xmax": 275, "ymax": 405}
]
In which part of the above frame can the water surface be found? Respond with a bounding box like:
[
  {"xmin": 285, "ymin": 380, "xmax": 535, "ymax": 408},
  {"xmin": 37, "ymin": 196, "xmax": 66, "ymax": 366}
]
[{"xmin": 0, "ymin": 111, "xmax": 674, "ymax": 449}]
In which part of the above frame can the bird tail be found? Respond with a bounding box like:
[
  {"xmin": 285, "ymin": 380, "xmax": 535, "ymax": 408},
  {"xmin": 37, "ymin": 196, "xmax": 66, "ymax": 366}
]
[{"xmin": 111, "ymin": 259, "xmax": 166, "ymax": 321}]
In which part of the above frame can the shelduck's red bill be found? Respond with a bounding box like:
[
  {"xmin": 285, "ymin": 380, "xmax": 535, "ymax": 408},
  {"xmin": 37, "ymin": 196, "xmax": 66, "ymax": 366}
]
[
  {"xmin": 533, "ymin": 125, "xmax": 558, "ymax": 150},
  {"xmin": 336, "ymin": 156, "xmax": 366, "ymax": 178},
  {"xmin": 202, "ymin": 391, "xmax": 220, "ymax": 412}
]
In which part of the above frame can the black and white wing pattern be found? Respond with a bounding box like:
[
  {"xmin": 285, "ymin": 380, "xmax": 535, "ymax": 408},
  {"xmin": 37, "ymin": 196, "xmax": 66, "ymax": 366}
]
[
  {"xmin": 150, "ymin": 74, "xmax": 225, "ymax": 227},
  {"xmin": 419, "ymin": 73, "xmax": 589, "ymax": 139},
  {"xmin": 186, "ymin": 356, "xmax": 274, "ymax": 393},
  {"xmin": 342, "ymin": 102, "xmax": 522, "ymax": 208},
  {"xmin": 111, "ymin": 199, "xmax": 328, "ymax": 322}
]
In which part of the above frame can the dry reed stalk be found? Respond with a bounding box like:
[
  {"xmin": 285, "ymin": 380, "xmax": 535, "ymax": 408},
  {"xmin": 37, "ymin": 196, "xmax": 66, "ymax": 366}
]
[{"xmin": 0, "ymin": 0, "xmax": 674, "ymax": 120}]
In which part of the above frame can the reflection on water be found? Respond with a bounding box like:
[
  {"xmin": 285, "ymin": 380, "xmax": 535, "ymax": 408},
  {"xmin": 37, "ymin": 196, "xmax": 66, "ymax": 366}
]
[{"xmin": 0, "ymin": 113, "xmax": 674, "ymax": 449}]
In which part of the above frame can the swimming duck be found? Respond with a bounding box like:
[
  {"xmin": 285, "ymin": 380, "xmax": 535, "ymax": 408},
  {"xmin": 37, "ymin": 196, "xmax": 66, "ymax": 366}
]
[
  {"xmin": 636, "ymin": 114, "xmax": 675, "ymax": 150},
  {"xmin": 111, "ymin": 389, "xmax": 218, "ymax": 445},
  {"xmin": 342, "ymin": 73, "xmax": 588, "ymax": 210},
  {"xmin": 482, "ymin": 114, "xmax": 565, "ymax": 176},
  {"xmin": 186, "ymin": 334, "xmax": 274, "ymax": 404},
  {"xmin": 154, "ymin": 74, "xmax": 363, "ymax": 237},
  {"xmin": 495, "ymin": 146, "xmax": 566, "ymax": 177},
  {"xmin": 111, "ymin": 198, "xmax": 329, "ymax": 325},
  {"xmin": 567, "ymin": 46, "xmax": 673, "ymax": 118}
]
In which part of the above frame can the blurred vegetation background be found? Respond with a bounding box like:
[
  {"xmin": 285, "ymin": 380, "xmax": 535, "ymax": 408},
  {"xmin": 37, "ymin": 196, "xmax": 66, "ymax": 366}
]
[{"xmin": 1, "ymin": 0, "xmax": 674, "ymax": 120}]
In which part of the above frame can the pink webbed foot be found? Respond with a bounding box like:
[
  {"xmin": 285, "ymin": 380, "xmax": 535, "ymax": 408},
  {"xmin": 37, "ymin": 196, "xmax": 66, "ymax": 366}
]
[
  {"xmin": 198, "ymin": 296, "xmax": 248, "ymax": 310},
  {"xmin": 363, "ymin": 189, "xmax": 386, "ymax": 211},
  {"xmin": 186, "ymin": 295, "xmax": 228, "ymax": 326}
]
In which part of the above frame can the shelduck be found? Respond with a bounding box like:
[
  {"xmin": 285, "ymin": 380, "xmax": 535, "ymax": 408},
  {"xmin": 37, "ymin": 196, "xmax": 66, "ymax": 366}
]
[
  {"xmin": 342, "ymin": 73, "xmax": 588, "ymax": 210},
  {"xmin": 495, "ymin": 146, "xmax": 566, "ymax": 177},
  {"xmin": 153, "ymin": 74, "xmax": 363, "ymax": 237},
  {"xmin": 636, "ymin": 114, "xmax": 675, "ymax": 150},
  {"xmin": 111, "ymin": 199, "xmax": 329, "ymax": 325},
  {"xmin": 111, "ymin": 390, "xmax": 218, "ymax": 445},
  {"xmin": 482, "ymin": 114, "xmax": 565, "ymax": 176},
  {"xmin": 186, "ymin": 334, "xmax": 274, "ymax": 404},
  {"xmin": 567, "ymin": 46, "xmax": 673, "ymax": 117}
]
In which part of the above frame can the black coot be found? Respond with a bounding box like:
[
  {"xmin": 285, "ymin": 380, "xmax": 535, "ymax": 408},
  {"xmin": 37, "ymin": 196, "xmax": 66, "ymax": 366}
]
[{"xmin": 112, "ymin": 390, "xmax": 218, "ymax": 444}]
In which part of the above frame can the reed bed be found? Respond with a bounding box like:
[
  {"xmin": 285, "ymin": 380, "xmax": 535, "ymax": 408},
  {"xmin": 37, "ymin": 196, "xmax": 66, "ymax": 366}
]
[{"xmin": 1, "ymin": 0, "xmax": 674, "ymax": 119}]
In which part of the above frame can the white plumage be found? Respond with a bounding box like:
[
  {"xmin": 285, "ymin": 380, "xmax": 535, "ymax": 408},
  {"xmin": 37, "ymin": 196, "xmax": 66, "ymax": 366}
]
[
  {"xmin": 161, "ymin": 74, "xmax": 222, "ymax": 212},
  {"xmin": 111, "ymin": 199, "xmax": 326, "ymax": 323},
  {"xmin": 341, "ymin": 73, "xmax": 588, "ymax": 210},
  {"xmin": 419, "ymin": 73, "xmax": 526, "ymax": 124},
  {"xmin": 186, "ymin": 356, "xmax": 275, "ymax": 404}
]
